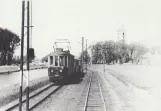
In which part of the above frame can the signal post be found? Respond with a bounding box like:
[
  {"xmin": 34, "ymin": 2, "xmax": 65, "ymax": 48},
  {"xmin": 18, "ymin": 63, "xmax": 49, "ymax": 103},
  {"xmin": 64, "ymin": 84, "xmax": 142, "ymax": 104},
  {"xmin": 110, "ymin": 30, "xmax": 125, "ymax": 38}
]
[
  {"xmin": 26, "ymin": 1, "xmax": 30, "ymax": 111},
  {"xmin": 19, "ymin": 1, "xmax": 34, "ymax": 111},
  {"xmin": 19, "ymin": 1, "xmax": 25, "ymax": 111}
]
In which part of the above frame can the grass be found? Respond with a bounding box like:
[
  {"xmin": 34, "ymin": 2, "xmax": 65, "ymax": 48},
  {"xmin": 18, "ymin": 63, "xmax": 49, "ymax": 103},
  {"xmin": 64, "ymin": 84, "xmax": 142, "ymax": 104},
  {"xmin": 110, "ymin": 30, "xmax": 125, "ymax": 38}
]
[{"xmin": 0, "ymin": 77, "xmax": 49, "ymax": 107}]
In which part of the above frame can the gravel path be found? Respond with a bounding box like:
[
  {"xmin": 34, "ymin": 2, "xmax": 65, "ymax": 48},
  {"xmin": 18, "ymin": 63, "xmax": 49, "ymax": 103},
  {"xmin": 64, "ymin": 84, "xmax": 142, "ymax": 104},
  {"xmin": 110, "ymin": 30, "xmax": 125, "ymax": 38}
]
[{"xmin": 90, "ymin": 64, "xmax": 161, "ymax": 111}]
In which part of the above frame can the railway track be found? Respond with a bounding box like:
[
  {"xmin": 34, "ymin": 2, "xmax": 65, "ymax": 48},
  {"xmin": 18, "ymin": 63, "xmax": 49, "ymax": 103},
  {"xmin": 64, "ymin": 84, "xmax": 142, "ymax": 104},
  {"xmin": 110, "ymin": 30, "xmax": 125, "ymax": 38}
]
[
  {"xmin": 1, "ymin": 84, "xmax": 63, "ymax": 111},
  {"xmin": 76, "ymin": 72, "xmax": 106, "ymax": 111}
]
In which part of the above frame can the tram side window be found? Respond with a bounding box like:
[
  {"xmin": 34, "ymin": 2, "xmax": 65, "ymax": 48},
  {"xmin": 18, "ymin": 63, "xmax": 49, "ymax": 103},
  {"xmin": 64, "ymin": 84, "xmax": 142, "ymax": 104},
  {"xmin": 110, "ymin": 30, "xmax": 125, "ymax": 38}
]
[
  {"xmin": 60, "ymin": 56, "xmax": 64, "ymax": 66},
  {"xmin": 55, "ymin": 56, "xmax": 58, "ymax": 66},
  {"xmin": 65, "ymin": 56, "xmax": 67, "ymax": 66},
  {"xmin": 74, "ymin": 60, "xmax": 76, "ymax": 67},
  {"xmin": 50, "ymin": 56, "xmax": 53, "ymax": 65},
  {"xmin": 72, "ymin": 57, "xmax": 74, "ymax": 66}
]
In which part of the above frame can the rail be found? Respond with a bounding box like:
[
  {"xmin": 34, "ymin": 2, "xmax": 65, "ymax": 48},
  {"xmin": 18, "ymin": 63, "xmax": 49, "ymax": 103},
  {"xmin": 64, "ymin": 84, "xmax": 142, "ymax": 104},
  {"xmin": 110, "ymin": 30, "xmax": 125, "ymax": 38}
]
[
  {"xmin": 0, "ymin": 84, "xmax": 63, "ymax": 111},
  {"xmin": 83, "ymin": 72, "xmax": 106, "ymax": 111}
]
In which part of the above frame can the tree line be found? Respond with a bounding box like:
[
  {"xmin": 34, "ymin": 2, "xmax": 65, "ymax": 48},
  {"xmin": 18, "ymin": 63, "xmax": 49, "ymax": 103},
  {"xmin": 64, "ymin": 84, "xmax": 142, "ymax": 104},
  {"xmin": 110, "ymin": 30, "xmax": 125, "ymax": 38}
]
[
  {"xmin": 42, "ymin": 40, "xmax": 148, "ymax": 65},
  {"xmin": 91, "ymin": 41, "xmax": 148, "ymax": 64},
  {"xmin": 0, "ymin": 28, "xmax": 20, "ymax": 65}
]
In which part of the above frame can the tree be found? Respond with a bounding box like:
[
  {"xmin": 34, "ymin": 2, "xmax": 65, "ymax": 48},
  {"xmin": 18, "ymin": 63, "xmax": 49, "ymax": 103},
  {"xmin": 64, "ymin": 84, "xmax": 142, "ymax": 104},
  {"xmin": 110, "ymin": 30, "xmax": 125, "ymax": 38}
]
[
  {"xmin": 41, "ymin": 55, "xmax": 48, "ymax": 63},
  {"xmin": 128, "ymin": 44, "xmax": 137, "ymax": 63},
  {"xmin": 91, "ymin": 39, "xmax": 148, "ymax": 64},
  {"xmin": 119, "ymin": 43, "xmax": 130, "ymax": 63},
  {"xmin": 0, "ymin": 28, "xmax": 20, "ymax": 65},
  {"xmin": 79, "ymin": 50, "xmax": 91, "ymax": 64},
  {"xmin": 102, "ymin": 41, "xmax": 116, "ymax": 64},
  {"xmin": 92, "ymin": 42, "xmax": 104, "ymax": 64},
  {"xmin": 131, "ymin": 43, "xmax": 148, "ymax": 64}
]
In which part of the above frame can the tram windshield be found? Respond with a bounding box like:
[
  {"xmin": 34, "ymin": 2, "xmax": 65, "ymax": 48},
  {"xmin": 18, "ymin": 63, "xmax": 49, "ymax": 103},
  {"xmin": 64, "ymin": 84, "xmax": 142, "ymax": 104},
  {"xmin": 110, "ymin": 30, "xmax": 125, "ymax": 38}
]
[
  {"xmin": 59, "ymin": 56, "xmax": 64, "ymax": 66},
  {"xmin": 55, "ymin": 56, "xmax": 58, "ymax": 66},
  {"xmin": 49, "ymin": 55, "xmax": 68, "ymax": 66}
]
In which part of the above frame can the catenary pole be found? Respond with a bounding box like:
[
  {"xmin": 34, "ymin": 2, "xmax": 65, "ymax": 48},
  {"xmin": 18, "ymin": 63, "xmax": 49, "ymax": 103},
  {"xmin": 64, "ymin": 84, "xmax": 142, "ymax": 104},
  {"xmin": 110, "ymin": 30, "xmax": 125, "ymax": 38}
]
[
  {"xmin": 19, "ymin": 1, "xmax": 25, "ymax": 111},
  {"xmin": 26, "ymin": 1, "xmax": 30, "ymax": 111},
  {"xmin": 30, "ymin": 0, "xmax": 32, "ymax": 48}
]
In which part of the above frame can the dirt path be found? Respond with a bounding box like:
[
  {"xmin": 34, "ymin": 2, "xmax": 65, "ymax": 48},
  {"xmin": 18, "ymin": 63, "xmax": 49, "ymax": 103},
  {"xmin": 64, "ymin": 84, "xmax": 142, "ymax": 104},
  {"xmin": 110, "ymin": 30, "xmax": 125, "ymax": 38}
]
[{"xmin": 90, "ymin": 64, "xmax": 161, "ymax": 111}]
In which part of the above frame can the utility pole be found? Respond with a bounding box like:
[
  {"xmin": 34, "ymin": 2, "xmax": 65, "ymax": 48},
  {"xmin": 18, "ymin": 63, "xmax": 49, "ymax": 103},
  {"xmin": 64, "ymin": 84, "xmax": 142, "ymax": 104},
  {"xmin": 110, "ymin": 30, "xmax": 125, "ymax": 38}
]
[
  {"xmin": 19, "ymin": 1, "xmax": 25, "ymax": 111},
  {"xmin": 30, "ymin": 0, "xmax": 32, "ymax": 48},
  {"xmin": 82, "ymin": 37, "xmax": 84, "ymax": 77},
  {"xmin": 26, "ymin": 1, "xmax": 30, "ymax": 111},
  {"xmin": 19, "ymin": 1, "xmax": 32, "ymax": 111},
  {"xmin": 86, "ymin": 39, "xmax": 87, "ymax": 73}
]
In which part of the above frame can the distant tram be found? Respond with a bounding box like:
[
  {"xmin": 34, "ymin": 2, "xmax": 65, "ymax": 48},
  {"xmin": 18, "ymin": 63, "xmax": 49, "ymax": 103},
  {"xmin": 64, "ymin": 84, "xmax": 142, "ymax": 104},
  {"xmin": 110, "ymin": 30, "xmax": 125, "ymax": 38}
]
[{"xmin": 48, "ymin": 48, "xmax": 81, "ymax": 83}]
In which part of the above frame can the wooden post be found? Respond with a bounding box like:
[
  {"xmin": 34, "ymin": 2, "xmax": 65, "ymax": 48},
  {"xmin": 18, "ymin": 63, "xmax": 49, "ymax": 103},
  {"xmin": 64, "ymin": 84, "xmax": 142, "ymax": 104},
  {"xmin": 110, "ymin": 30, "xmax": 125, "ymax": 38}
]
[
  {"xmin": 26, "ymin": 1, "xmax": 30, "ymax": 111},
  {"xmin": 19, "ymin": 1, "xmax": 25, "ymax": 111}
]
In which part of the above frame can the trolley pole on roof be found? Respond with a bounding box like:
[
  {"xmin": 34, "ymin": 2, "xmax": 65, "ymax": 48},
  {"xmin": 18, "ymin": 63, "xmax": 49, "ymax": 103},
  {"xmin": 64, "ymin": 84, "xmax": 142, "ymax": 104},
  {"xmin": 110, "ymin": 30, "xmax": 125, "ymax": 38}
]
[
  {"xmin": 19, "ymin": 1, "xmax": 25, "ymax": 111},
  {"xmin": 26, "ymin": 1, "xmax": 30, "ymax": 111},
  {"xmin": 82, "ymin": 37, "xmax": 84, "ymax": 77}
]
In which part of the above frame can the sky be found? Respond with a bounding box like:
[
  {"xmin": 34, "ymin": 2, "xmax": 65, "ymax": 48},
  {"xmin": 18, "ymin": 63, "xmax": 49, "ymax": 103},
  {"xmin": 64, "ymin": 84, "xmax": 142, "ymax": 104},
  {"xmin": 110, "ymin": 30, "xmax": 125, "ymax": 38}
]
[{"xmin": 0, "ymin": 0, "xmax": 161, "ymax": 59}]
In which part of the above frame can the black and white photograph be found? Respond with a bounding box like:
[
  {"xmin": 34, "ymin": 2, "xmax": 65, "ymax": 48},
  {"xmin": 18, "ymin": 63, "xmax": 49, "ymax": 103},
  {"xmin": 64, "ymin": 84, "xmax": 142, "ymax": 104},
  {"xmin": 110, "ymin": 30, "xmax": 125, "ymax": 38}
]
[{"xmin": 0, "ymin": 0, "xmax": 161, "ymax": 111}]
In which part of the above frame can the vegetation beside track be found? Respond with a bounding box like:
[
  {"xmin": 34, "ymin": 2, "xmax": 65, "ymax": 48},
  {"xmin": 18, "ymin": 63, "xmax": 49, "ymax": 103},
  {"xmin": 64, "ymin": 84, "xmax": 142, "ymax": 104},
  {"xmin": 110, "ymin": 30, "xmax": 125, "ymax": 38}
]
[{"xmin": 0, "ymin": 77, "xmax": 49, "ymax": 107}]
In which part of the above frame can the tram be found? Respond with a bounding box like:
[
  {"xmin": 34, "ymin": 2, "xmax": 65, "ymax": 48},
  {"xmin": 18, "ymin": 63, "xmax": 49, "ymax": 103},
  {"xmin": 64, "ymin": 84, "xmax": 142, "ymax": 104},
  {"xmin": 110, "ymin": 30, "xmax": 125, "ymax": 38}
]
[{"xmin": 48, "ymin": 48, "xmax": 81, "ymax": 83}]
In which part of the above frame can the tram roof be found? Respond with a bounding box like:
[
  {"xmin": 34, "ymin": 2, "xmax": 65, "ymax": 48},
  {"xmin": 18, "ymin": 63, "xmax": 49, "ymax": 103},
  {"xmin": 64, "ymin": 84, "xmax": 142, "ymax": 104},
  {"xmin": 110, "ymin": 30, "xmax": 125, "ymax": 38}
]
[{"xmin": 48, "ymin": 50, "xmax": 74, "ymax": 57}]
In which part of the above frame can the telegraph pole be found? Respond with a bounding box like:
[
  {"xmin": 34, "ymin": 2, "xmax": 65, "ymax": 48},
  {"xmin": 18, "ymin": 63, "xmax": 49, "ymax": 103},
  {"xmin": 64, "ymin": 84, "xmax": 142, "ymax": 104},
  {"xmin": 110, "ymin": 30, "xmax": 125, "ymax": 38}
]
[
  {"xmin": 30, "ymin": 0, "xmax": 32, "ymax": 48},
  {"xmin": 91, "ymin": 46, "xmax": 93, "ymax": 65},
  {"xmin": 19, "ymin": 1, "xmax": 25, "ymax": 111},
  {"xmin": 19, "ymin": 1, "xmax": 32, "ymax": 110},
  {"xmin": 26, "ymin": 1, "xmax": 30, "ymax": 111},
  {"xmin": 82, "ymin": 37, "xmax": 84, "ymax": 77}
]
